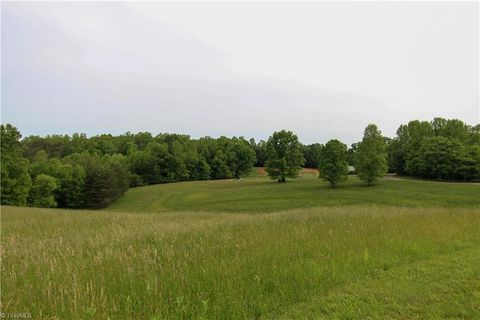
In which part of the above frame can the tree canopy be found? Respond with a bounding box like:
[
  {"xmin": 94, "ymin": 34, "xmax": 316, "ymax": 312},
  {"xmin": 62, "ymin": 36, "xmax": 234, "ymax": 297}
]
[
  {"xmin": 355, "ymin": 124, "xmax": 388, "ymax": 186},
  {"xmin": 1, "ymin": 125, "xmax": 258, "ymax": 208},
  {"xmin": 318, "ymin": 140, "xmax": 349, "ymax": 188},
  {"xmin": 1, "ymin": 124, "xmax": 32, "ymax": 206},
  {"xmin": 387, "ymin": 118, "xmax": 480, "ymax": 181},
  {"xmin": 265, "ymin": 130, "xmax": 305, "ymax": 183}
]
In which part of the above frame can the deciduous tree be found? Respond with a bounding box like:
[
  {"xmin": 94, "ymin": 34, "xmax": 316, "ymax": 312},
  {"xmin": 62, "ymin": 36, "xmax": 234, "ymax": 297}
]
[
  {"xmin": 318, "ymin": 140, "xmax": 349, "ymax": 188},
  {"xmin": 1, "ymin": 124, "xmax": 32, "ymax": 205},
  {"xmin": 265, "ymin": 130, "xmax": 305, "ymax": 183},
  {"xmin": 355, "ymin": 124, "xmax": 388, "ymax": 186},
  {"xmin": 31, "ymin": 174, "xmax": 57, "ymax": 208}
]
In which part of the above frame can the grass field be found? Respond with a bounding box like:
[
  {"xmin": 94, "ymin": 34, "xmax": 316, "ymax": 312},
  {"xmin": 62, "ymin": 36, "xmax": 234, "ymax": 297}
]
[
  {"xmin": 108, "ymin": 170, "xmax": 480, "ymax": 213},
  {"xmin": 2, "ymin": 171, "xmax": 480, "ymax": 319}
]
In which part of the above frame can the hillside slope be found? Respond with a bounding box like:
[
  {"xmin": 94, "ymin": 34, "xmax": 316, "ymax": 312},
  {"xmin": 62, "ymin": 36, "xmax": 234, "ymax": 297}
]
[{"xmin": 108, "ymin": 175, "xmax": 480, "ymax": 213}]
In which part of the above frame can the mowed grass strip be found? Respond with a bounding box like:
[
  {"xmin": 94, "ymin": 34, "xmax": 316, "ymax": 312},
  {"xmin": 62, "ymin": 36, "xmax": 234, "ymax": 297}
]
[
  {"xmin": 108, "ymin": 175, "xmax": 480, "ymax": 213},
  {"xmin": 274, "ymin": 247, "xmax": 480, "ymax": 319},
  {"xmin": 2, "ymin": 205, "xmax": 480, "ymax": 319}
]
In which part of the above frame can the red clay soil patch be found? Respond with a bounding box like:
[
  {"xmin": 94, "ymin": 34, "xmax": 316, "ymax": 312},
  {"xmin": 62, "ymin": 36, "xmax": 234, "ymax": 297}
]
[{"xmin": 256, "ymin": 167, "xmax": 267, "ymax": 176}]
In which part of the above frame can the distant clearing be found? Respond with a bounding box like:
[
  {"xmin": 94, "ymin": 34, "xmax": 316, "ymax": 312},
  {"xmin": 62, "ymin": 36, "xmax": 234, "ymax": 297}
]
[{"xmin": 108, "ymin": 172, "xmax": 480, "ymax": 213}]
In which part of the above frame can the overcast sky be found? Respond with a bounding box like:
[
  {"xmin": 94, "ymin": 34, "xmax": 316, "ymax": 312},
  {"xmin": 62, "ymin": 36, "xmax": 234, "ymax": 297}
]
[{"xmin": 1, "ymin": 1, "xmax": 479, "ymax": 145}]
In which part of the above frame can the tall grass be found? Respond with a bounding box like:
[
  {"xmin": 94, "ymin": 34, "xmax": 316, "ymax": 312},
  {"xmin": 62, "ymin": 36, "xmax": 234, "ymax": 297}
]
[{"xmin": 2, "ymin": 205, "xmax": 479, "ymax": 319}]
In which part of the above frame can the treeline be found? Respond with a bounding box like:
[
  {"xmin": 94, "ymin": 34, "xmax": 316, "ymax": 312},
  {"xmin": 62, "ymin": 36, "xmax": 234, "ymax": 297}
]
[
  {"xmin": 261, "ymin": 118, "xmax": 480, "ymax": 188},
  {"xmin": 1, "ymin": 125, "xmax": 255, "ymax": 209},
  {"xmin": 1, "ymin": 117, "xmax": 479, "ymax": 209},
  {"xmin": 386, "ymin": 118, "xmax": 480, "ymax": 181}
]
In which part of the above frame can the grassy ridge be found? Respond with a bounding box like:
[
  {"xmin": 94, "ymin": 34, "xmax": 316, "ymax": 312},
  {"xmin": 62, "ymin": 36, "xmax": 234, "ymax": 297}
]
[
  {"xmin": 108, "ymin": 175, "xmax": 480, "ymax": 213},
  {"xmin": 2, "ymin": 205, "xmax": 480, "ymax": 319}
]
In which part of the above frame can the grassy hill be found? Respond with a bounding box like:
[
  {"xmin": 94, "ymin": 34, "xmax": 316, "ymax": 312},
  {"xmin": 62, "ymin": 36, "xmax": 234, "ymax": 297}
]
[
  {"xmin": 108, "ymin": 169, "xmax": 480, "ymax": 213},
  {"xmin": 2, "ymin": 173, "xmax": 480, "ymax": 319}
]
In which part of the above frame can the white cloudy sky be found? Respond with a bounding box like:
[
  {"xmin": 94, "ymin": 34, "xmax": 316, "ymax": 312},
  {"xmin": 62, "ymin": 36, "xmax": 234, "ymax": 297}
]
[{"xmin": 1, "ymin": 1, "xmax": 478, "ymax": 144}]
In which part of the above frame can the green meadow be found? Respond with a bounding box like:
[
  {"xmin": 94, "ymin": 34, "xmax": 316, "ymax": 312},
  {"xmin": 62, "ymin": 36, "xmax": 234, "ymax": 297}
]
[
  {"xmin": 109, "ymin": 171, "xmax": 480, "ymax": 213},
  {"xmin": 2, "ymin": 171, "xmax": 479, "ymax": 319}
]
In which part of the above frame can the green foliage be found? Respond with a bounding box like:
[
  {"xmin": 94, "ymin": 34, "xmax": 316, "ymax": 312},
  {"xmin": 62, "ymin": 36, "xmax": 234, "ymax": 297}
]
[
  {"xmin": 456, "ymin": 144, "xmax": 480, "ymax": 181},
  {"xmin": 355, "ymin": 124, "xmax": 388, "ymax": 186},
  {"xmin": 184, "ymin": 151, "xmax": 211, "ymax": 181},
  {"xmin": 265, "ymin": 130, "xmax": 305, "ymax": 182},
  {"xmin": 409, "ymin": 136, "xmax": 480, "ymax": 181},
  {"xmin": 211, "ymin": 149, "xmax": 233, "ymax": 179},
  {"xmin": 64, "ymin": 152, "xmax": 129, "ymax": 209},
  {"xmin": 410, "ymin": 136, "xmax": 460, "ymax": 180},
  {"xmin": 0, "ymin": 156, "xmax": 31, "ymax": 206},
  {"xmin": 432, "ymin": 118, "xmax": 470, "ymax": 142},
  {"xmin": 383, "ymin": 137, "xmax": 395, "ymax": 173},
  {"xmin": 22, "ymin": 134, "xmax": 72, "ymax": 159},
  {"xmin": 1, "ymin": 123, "xmax": 23, "ymax": 152},
  {"xmin": 127, "ymin": 149, "xmax": 157, "ymax": 185},
  {"xmin": 318, "ymin": 139, "xmax": 349, "ymax": 188},
  {"xmin": 128, "ymin": 172, "xmax": 144, "ymax": 187},
  {"xmin": 226, "ymin": 138, "xmax": 256, "ymax": 179},
  {"xmin": 249, "ymin": 138, "xmax": 267, "ymax": 167},
  {"xmin": 58, "ymin": 164, "xmax": 86, "ymax": 208},
  {"xmin": 392, "ymin": 120, "xmax": 433, "ymax": 175},
  {"xmin": 386, "ymin": 138, "xmax": 402, "ymax": 174},
  {"xmin": 3, "ymin": 118, "xmax": 479, "ymax": 209},
  {"xmin": 303, "ymin": 143, "xmax": 323, "ymax": 168},
  {"xmin": 1, "ymin": 124, "xmax": 32, "ymax": 205},
  {"xmin": 30, "ymin": 174, "xmax": 58, "ymax": 207},
  {"xmin": 388, "ymin": 118, "xmax": 480, "ymax": 181},
  {"xmin": 29, "ymin": 151, "xmax": 86, "ymax": 208},
  {"xmin": 123, "ymin": 136, "xmax": 254, "ymax": 183},
  {"xmin": 145, "ymin": 142, "xmax": 171, "ymax": 183},
  {"xmin": 346, "ymin": 143, "xmax": 358, "ymax": 166}
]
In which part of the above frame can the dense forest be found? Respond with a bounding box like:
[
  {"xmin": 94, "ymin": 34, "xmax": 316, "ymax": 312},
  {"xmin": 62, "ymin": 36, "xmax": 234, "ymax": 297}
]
[
  {"xmin": 387, "ymin": 118, "xmax": 480, "ymax": 181},
  {"xmin": 1, "ymin": 118, "xmax": 479, "ymax": 209}
]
